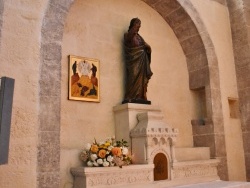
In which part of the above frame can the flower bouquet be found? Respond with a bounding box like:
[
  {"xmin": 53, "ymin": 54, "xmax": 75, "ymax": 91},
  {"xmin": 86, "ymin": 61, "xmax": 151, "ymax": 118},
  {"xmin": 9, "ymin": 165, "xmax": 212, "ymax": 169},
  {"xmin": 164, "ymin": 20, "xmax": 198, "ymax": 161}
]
[{"xmin": 80, "ymin": 137, "xmax": 132, "ymax": 168}]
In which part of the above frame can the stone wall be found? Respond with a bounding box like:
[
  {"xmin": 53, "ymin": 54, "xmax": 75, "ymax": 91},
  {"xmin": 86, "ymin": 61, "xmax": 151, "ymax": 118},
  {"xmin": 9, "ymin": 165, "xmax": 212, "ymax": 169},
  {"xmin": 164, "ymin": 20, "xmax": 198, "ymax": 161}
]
[
  {"xmin": 0, "ymin": 0, "xmax": 48, "ymax": 187},
  {"xmin": 227, "ymin": 0, "xmax": 250, "ymax": 181},
  {"xmin": 0, "ymin": 0, "xmax": 247, "ymax": 188},
  {"xmin": 60, "ymin": 0, "xmax": 194, "ymax": 186},
  {"xmin": 190, "ymin": 0, "xmax": 246, "ymax": 181}
]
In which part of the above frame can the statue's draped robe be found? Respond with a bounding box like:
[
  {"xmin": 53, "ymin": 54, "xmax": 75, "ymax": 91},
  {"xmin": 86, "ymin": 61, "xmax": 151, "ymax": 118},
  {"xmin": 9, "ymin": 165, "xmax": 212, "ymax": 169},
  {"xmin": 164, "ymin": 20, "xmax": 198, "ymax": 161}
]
[{"xmin": 124, "ymin": 36, "xmax": 153, "ymax": 101}]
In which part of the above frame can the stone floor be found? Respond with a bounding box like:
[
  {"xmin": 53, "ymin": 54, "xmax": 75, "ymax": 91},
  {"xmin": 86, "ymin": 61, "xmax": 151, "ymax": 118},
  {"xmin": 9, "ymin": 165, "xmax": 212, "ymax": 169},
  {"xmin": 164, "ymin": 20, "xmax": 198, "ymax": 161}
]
[
  {"xmin": 117, "ymin": 180, "xmax": 250, "ymax": 188},
  {"xmin": 171, "ymin": 181, "xmax": 250, "ymax": 188}
]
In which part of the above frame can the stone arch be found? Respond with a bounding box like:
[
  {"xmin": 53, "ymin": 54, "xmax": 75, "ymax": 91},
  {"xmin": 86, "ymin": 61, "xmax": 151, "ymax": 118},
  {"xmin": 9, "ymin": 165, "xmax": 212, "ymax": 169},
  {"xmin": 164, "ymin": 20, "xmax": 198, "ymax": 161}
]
[
  {"xmin": 38, "ymin": 1, "xmax": 74, "ymax": 187},
  {"xmin": 227, "ymin": 0, "xmax": 250, "ymax": 181},
  {"xmin": 154, "ymin": 152, "xmax": 169, "ymax": 181},
  {"xmin": 150, "ymin": 149, "xmax": 170, "ymax": 180},
  {"xmin": 0, "ymin": 0, "xmax": 5, "ymax": 49},
  {"xmin": 152, "ymin": 137, "xmax": 159, "ymax": 145},
  {"xmin": 142, "ymin": 0, "xmax": 227, "ymax": 180},
  {"xmin": 149, "ymin": 148, "xmax": 170, "ymax": 164},
  {"xmin": 159, "ymin": 137, "xmax": 166, "ymax": 145},
  {"xmin": 38, "ymin": 0, "xmax": 227, "ymax": 186},
  {"xmin": 173, "ymin": 0, "xmax": 228, "ymax": 180}
]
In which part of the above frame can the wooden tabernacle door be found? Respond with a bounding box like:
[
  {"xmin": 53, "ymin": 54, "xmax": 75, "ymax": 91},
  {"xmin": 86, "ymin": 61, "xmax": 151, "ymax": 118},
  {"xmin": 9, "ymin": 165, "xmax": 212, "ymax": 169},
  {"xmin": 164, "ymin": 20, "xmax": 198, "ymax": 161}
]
[{"xmin": 153, "ymin": 153, "xmax": 168, "ymax": 181}]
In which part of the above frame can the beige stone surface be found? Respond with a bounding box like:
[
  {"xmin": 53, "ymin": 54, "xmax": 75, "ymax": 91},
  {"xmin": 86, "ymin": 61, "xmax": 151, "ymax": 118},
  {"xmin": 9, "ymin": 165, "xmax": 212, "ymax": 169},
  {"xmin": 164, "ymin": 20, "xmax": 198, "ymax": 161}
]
[
  {"xmin": 61, "ymin": 0, "xmax": 197, "ymax": 186},
  {"xmin": 61, "ymin": 0, "xmax": 193, "ymax": 145},
  {"xmin": 0, "ymin": 0, "xmax": 248, "ymax": 187},
  {"xmin": 175, "ymin": 147, "xmax": 210, "ymax": 161},
  {"xmin": 70, "ymin": 160, "xmax": 221, "ymax": 188},
  {"xmin": 190, "ymin": 0, "xmax": 246, "ymax": 181},
  {"xmin": 71, "ymin": 164, "xmax": 154, "ymax": 188},
  {"xmin": 113, "ymin": 103, "xmax": 162, "ymax": 146},
  {"xmin": 0, "ymin": 0, "xmax": 48, "ymax": 188}
]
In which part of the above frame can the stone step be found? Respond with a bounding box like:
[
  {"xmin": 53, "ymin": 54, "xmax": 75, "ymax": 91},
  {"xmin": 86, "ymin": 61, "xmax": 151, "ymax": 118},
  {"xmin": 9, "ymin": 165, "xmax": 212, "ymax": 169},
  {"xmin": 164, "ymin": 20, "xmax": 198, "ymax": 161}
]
[
  {"xmin": 118, "ymin": 180, "xmax": 250, "ymax": 188},
  {"xmin": 171, "ymin": 180, "xmax": 250, "ymax": 188},
  {"xmin": 71, "ymin": 159, "xmax": 220, "ymax": 188},
  {"xmin": 175, "ymin": 147, "xmax": 210, "ymax": 161}
]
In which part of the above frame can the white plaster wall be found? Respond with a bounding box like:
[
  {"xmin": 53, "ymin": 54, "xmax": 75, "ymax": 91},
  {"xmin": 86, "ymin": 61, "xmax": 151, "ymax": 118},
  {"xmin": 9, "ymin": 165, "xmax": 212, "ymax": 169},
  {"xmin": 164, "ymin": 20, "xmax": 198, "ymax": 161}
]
[
  {"xmin": 190, "ymin": 0, "xmax": 246, "ymax": 181},
  {"xmin": 0, "ymin": 0, "xmax": 48, "ymax": 188},
  {"xmin": 60, "ymin": 0, "xmax": 194, "ymax": 187}
]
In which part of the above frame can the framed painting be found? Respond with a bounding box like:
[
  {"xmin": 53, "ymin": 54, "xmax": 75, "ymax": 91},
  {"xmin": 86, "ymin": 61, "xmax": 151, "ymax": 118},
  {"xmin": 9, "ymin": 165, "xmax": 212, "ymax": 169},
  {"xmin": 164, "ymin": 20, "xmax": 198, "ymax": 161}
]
[{"xmin": 68, "ymin": 55, "xmax": 100, "ymax": 102}]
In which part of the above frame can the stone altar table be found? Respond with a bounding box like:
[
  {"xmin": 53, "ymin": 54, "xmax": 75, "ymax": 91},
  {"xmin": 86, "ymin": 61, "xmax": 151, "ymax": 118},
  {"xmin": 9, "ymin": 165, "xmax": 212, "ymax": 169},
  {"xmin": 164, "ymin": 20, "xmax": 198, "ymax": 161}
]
[{"xmin": 71, "ymin": 103, "xmax": 221, "ymax": 188}]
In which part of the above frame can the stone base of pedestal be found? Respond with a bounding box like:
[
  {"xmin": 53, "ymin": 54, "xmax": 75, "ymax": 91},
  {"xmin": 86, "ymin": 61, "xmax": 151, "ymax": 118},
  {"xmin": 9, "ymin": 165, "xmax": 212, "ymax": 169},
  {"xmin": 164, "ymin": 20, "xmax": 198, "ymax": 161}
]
[
  {"xmin": 172, "ymin": 159, "xmax": 220, "ymax": 180},
  {"xmin": 72, "ymin": 103, "xmax": 222, "ymax": 188},
  {"xmin": 71, "ymin": 159, "xmax": 220, "ymax": 188},
  {"xmin": 71, "ymin": 164, "xmax": 154, "ymax": 188},
  {"xmin": 113, "ymin": 103, "xmax": 162, "ymax": 147}
]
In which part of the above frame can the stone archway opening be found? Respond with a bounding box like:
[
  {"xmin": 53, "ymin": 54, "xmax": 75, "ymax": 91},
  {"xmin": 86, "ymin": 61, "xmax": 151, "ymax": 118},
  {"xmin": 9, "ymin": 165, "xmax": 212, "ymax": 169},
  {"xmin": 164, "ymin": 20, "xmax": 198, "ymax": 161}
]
[
  {"xmin": 153, "ymin": 152, "xmax": 168, "ymax": 181},
  {"xmin": 39, "ymin": 0, "xmax": 226, "ymax": 186}
]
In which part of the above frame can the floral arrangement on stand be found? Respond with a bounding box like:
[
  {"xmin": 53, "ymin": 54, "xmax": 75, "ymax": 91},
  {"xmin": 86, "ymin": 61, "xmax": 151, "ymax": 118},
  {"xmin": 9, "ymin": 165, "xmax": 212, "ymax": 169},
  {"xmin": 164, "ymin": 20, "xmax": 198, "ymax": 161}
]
[{"xmin": 80, "ymin": 137, "xmax": 132, "ymax": 168}]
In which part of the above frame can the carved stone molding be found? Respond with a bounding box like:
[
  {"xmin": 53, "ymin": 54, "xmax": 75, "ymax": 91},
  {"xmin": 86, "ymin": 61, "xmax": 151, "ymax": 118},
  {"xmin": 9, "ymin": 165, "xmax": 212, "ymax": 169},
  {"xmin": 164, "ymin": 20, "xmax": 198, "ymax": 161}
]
[
  {"xmin": 172, "ymin": 159, "xmax": 220, "ymax": 179},
  {"xmin": 130, "ymin": 111, "xmax": 178, "ymax": 165},
  {"xmin": 71, "ymin": 164, "xmax": 154, "ymax": 188}
]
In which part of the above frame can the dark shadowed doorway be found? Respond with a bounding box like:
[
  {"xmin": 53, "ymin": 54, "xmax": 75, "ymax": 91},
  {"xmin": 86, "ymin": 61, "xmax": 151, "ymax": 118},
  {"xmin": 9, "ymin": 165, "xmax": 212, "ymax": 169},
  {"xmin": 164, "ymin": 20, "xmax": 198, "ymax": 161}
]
[{"xmin": 154, "ymin": 153, "xmax": 168, "ymax": 181}]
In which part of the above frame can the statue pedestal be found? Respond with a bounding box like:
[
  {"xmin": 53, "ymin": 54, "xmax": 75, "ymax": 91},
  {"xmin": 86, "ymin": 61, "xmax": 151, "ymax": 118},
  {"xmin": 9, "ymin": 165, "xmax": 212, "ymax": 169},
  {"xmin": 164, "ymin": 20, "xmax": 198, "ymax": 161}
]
[
  {"xmin": 113, "ymin": 103, "xmax": 161, "ymax": 146},
  {"xmin": 113, "ymin": 103, "xmax": 178, "ymax": 181}
]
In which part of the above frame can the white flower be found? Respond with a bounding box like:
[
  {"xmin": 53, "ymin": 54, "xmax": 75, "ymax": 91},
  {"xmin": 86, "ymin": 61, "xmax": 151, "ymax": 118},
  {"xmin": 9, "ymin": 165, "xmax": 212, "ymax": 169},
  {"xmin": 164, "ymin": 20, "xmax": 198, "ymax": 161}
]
[
  {"xmin": 107, "ymin": 155, "xmax": 113, "ymax": 162},
  {"xmin": 107, "ymin": 146, "xmax": 113, "ymax": 151},
  {"xmin": 97, "ymin": 159, "xmax": 103, "ymax": 165},
  {"xmin": 106, "ymin": 137, "xmax": 112, "ymax": 142},
  {"xmin": 80, "ymin": 151, "xmax": 88, "ymax": 162},
  {"xmin": 90, "ymin": 154, "xmax": 98, "ymax": 161},
  {"xmin": 99, "ymin": 141, "xmax": 105, "ymax": 145},
  {"xmin": 87, "ymin": 161, "xmax": 93, "ymax": 167},
  {"xmin": 93, "ymin": 161, "xmax": 99, "ymax": 167},
  {"xmin": 85, "ymin": 143, "xmax": 91, "ymax": 150},
  {"xmin": 103, "ymin": 161, "xmax": 109, "ymax": 167},
  {"xmin": 122, "ymin": 147, "xmax": 128, "ymax": 155}
]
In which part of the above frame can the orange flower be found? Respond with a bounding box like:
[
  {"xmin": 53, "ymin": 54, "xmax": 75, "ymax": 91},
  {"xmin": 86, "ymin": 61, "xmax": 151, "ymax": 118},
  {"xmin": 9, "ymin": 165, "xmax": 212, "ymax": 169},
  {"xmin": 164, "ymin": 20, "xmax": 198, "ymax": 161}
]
[
  {"xmin": 111, "ymin": 147, "xmax": 122, "ymax": 156},
  {"xmin": 98, "ymin": 149, "xmax": 107, "ymax": 158},
  {"xmin": 90, "ymin": 145, "xmax": 99, "ymax": 153}
]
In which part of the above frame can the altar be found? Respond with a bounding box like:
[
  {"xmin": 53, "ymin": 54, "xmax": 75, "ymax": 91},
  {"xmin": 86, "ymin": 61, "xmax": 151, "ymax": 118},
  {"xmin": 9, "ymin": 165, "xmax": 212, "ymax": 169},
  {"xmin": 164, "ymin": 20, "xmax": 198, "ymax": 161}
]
[{"xmin": 71, "ymin": 103, "xmax": 221, "ymax": 188}]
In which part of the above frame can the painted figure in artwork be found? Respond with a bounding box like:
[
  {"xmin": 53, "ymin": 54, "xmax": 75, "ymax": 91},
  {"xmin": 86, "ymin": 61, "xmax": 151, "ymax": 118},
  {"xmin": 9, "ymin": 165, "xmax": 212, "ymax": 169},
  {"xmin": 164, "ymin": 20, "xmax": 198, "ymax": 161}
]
[
  {"xmin": 123, "ymin": 18, "xmax": 153, "ymax": 104},
  {"xmin": 70, "ymin": 60, "xmax": 98, "ymax": 98},
  {"xmin": 71, "ymin": 61, "xmax": 80, "ymax": 85}
]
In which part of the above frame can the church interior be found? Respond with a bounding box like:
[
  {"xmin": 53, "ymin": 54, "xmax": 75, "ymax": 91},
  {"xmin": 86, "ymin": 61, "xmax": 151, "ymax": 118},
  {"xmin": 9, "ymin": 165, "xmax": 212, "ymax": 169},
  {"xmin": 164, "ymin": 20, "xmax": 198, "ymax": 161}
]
[{"xmin": 1, "ymin": 0, "xmax": 250, "ymax": 187}]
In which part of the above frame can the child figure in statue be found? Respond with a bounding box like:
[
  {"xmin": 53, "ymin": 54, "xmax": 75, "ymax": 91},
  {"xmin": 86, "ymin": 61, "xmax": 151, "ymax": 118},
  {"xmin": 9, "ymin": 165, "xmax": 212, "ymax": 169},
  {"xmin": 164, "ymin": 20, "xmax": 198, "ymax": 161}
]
[{"xmin": 123, "ymin": 18, "xmax": 153, "ymax": 104}]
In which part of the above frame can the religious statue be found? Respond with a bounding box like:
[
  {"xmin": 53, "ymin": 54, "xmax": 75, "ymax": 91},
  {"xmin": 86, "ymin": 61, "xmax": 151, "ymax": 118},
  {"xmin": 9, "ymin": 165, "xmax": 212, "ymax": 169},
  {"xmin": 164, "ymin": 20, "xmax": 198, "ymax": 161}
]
[{"xmin": 122, "ymin": 18, "xmax": 153, "ymax": 104}]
